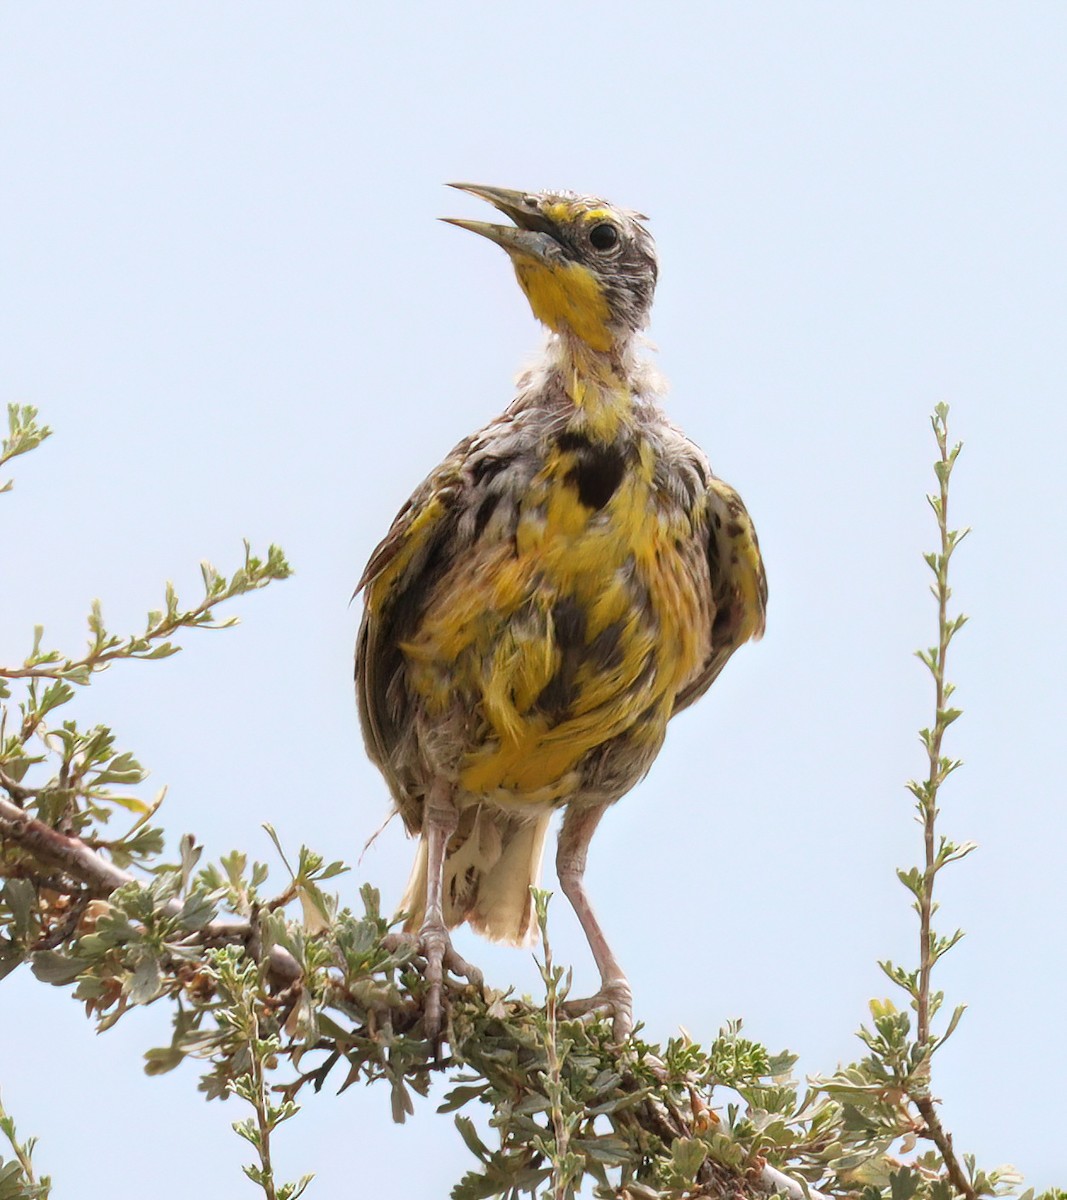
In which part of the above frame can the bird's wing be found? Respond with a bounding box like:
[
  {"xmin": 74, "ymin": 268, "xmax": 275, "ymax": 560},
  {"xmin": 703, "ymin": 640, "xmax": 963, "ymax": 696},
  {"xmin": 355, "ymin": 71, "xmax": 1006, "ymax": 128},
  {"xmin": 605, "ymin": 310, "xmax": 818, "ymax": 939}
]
[
  {"xmin": 354, "ymin": 442, "xmax": 471, "ymax": 797},
  {"xmin": 354, "ymin": 443, "xmax": 470, "ymax": 598},
  {"xmin": 672, "ymin": 476, "xmax": 767, "ymax": 715},
  {"xmin": 355, "ymin": 416, "xmax": 536, "ymax": 814}
]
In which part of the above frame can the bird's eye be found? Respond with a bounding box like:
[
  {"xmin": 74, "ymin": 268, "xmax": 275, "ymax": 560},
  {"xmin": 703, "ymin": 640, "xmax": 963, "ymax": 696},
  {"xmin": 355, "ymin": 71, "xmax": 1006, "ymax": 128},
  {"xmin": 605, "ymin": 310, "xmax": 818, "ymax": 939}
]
[{"xmin": 589, "ymin": 223, "xmax": 619, "ymax": 251}]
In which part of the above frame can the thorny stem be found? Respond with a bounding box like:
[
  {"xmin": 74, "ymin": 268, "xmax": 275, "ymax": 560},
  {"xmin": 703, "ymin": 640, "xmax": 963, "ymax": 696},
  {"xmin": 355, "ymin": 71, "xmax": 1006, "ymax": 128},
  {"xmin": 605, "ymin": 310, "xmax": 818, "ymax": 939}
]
[
  {"xmin": 0, "ymin": 541, "xmax": 289, "ymax": 684},
  {"xmin": 13, "ymin": 1142, "xmax": 39, "ymax": 1189},
  {"xmin": 248, "ymin": 1017, "xmax": 279, "ymax": 1200},
  {"xmin": 916, "ymin": 414, "xmax": 953, "ymax": 1048},
  {"xmin": 912, "ymin": 405, "xmax": 975, "ymax": 1200},
  {"xmin": 8, "ymin": 1126, "xmax": 37, "ymax": 1185},
  {"xmin": 0, "ymin": 791, "xmax": 301, "ymax": 982},
  {"xmin": 536, "ymin": 892, "xmax": 574, "ymax": 1200},
  {"xmin": 0, "ymin": 597, "xmax": 239, "ymax": 682},
  {"xmin": 915, "ymin": 1096, "xmax": 973, "ymax": 1200},
  {"xmin": 0, "ymin": 1090, "xmax": 48, "ymax": 1196},
  {"xmin": 545, "ymin": 968, "xmax": 568, "ymax": 1199}
]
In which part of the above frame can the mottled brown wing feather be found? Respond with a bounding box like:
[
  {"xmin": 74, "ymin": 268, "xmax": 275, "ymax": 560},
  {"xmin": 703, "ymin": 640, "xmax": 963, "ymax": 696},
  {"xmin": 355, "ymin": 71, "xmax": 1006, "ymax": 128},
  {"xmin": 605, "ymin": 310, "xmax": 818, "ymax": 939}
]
[
  {"xmin": 355, "ymin": 455, "xmax": 470, "ymax": 821},
  {"xmin": 672, "ymin": 481, "xmax": 767, "ymax": 715}
]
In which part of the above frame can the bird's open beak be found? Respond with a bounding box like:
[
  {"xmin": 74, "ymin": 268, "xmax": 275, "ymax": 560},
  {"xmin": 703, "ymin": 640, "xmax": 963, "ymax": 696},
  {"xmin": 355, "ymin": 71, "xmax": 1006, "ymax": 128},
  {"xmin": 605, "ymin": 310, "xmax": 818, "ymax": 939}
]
[{"xmin": 442, "ymin": 183, "xmax": 560, "ymax": 261}]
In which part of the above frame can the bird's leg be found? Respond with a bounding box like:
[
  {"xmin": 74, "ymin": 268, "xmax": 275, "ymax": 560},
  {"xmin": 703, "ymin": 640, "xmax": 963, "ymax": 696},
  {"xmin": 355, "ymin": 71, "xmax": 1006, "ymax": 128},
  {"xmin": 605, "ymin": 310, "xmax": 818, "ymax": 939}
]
[
  {"xmin": 556, "ymin": 802, "xmax": 633, "ymax": 1042},
  {"xmin": 417, "ymin": 780, "xmax": 483, "ymax": 1039}
]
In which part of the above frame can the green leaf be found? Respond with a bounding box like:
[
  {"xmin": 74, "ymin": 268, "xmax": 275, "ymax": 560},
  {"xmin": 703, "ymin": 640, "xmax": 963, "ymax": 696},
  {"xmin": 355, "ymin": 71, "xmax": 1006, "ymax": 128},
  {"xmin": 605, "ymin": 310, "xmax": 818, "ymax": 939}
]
[
  {"xmin": 30, "ymin": 950, "xmax": 88, "ymax": 986},
  {"xmin": 263, "ymin": 824, "xmax": 296, "ymax": 879},
  {"xmin": 390, "ymin": 1078, "xmax": 413, "ymax": 1124},
  {"xmin": 575, "ymin": 1136, "xmax": 631, "ymax": 1166},
  {"xmin": 937, "ymin": 1003, "xmax": 967, "ymax": 1048},
  {"xmin": 670, "ymin": 1137, "xmax": 707, "ymax": 1179},
  {"xmin": 454, "ymin": 1116, "xmax": 489, "ymax": 1163},
  {"xmin": 2, "ymin": 881, "xmax": 38, "ymax": 943},
  {"xmin": 438, "ymin": 1085, "xmax": 487, "ymax": 1114},
  {"xmin": 889, "ymin": 1166, "xmax": 922, "ymax": 1200},
  {"xmin": 895, "ymin": 866, "xmax": 924, "ymax": 898},
  {"xmin": 143, "ymin": 1046, "xmax": 186, "ymax": 1076},
  {"xmin": 176, "ymin": 891, "xmax": 215, "ymax": 931},
  {"xmin": 127, "ymin": 953, "xmax": 163, "ymax": 1004}
]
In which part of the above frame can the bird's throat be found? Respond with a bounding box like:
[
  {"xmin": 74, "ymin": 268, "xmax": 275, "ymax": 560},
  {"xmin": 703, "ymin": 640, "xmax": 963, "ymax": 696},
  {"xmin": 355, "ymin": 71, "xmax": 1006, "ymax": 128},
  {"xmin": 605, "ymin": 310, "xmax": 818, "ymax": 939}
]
[{"xmin": 513, "ymin": 257, "xmax": 614, "ymax": 353}]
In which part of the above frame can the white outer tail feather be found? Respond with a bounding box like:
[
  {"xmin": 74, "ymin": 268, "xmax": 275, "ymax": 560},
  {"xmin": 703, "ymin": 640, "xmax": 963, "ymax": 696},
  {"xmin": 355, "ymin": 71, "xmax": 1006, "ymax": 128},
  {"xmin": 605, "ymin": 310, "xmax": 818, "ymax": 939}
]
[{"xmin": 399, "ymin": 808, "xmax": 552, "ymax": 947}]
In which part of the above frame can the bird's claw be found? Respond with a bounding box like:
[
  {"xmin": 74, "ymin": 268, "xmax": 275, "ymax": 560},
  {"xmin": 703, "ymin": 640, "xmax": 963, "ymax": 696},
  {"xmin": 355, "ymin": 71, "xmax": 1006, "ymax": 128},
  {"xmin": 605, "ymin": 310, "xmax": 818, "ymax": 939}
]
[
  {"xmin": 384, "ymin": 927, "xmax": 484, "ymax": 1041},
  {"xmin": 561, "ymin": 977, "xmax": 634, "ymax": 1042}
]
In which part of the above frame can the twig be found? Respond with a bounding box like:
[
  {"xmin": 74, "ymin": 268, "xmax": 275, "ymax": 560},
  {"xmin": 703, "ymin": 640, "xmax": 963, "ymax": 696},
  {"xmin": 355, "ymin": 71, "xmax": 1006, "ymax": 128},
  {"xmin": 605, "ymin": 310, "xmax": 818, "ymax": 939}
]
[
  {"xmin": 914, "ymin": 1096, "xmax": 973, "ymax": 1199},
  {"xmin": 0, "ymin": 1087, "xmax": 49, "ymax": 1197},
  {"xmin": 909, "ymin": 405, "xmax": 975, "ymax": 1200},
  {"xmin": 248, "ymin": 1014, "xmax": 280, "ymax": 1200},
  {"xmin": 32, "ymin": 892, "xmax": 91, "ymax": 952},
  {"xmin": 0, "ymin": 591, "xmax": 233, "ymax": 682},
  {"xmin": 916, "ymin": 415, "xmax": 953, "ymax": 1047},
  {"xmin": 0, "ymin": 792, "xmax": 129, "ymax": 893},
  {"xmin": 542, "ymin": 915, "xmax": 570, "ymax": 1200},
  {"xmin": 0, "ymin": 792, "xmax": 300, "ymax": 982},
  {"xmin": 0, "ymin": 767, "xmax": 34, "ymax": 805}
]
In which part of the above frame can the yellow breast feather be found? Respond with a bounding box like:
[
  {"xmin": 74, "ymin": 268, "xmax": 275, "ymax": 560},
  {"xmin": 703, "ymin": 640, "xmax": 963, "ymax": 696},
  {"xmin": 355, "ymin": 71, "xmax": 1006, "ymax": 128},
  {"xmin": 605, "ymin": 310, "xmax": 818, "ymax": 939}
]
[{"xmin": 400, "ymin": 430, "xmax": 710, "ymax": 803}]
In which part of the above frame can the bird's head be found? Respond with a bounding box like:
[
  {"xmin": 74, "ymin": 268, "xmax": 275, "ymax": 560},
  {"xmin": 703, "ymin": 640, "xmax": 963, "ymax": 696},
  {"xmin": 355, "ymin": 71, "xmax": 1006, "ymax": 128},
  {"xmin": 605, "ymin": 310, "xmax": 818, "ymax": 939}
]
[{"xmin": 443, "ymin": 184, "xmax": 658, "ymax": 354}]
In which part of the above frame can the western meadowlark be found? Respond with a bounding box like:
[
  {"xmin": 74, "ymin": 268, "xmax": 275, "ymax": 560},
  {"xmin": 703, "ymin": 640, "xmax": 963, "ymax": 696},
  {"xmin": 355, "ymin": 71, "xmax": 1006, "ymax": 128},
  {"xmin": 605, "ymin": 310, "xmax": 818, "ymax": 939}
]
[{"xmin": 355, "ymin": 183, "xmax": 766, "ymax": 1040}]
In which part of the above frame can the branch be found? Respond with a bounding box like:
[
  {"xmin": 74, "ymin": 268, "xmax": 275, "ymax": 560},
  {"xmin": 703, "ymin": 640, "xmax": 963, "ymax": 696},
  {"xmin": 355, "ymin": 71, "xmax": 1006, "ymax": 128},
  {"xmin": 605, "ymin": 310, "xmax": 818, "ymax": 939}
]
[
  {"xmin": 909, "ymin": 405, "xmax": 976, "ymax": 1199},
  {"xmin": 0, "ymin": 792, "xmax": 299, "ymax": 982},
  {"xmin": 0, "ymin": 1087, "xmax": 50, "ymax": 1198},
  {"xmin": 0, "ymin": 403, "xmax": 52, "ymax": 494},
  {"xmin": 0, "ymin": 792, "xmax": 129, "ymax": 893},
  {"xmin": 0, "ymin": 767, "xmax": 36, "ymax": 805},
  {"xmin": 3, "ymin": 833, "xmax": 841, "ymax": 1199},
  {"xmin": 0, "ymin": 406, "xmax": 1017, "ymax": 1199},
  {"xmin": 0, "ymin": 543, "xmax": 291, "ymax": 687},
  {"xmin": 915, "ymin": 1095, "xmax": 974, "ymax": 1199}
]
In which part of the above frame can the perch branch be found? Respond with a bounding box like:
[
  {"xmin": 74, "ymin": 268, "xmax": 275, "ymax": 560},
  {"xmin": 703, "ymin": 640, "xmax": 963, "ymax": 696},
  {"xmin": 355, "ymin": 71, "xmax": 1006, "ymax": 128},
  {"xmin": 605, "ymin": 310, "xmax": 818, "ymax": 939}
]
[{"xmin": 0, "ymin": 792, "xmax": 300, "ymax": 982}]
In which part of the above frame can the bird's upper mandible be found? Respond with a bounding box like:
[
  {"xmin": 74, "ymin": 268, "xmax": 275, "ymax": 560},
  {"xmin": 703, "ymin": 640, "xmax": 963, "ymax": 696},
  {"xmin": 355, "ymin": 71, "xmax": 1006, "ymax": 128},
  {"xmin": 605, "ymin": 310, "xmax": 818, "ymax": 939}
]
[{"xmin": 443, "ymin": 184, "xmax": 659, "ymax": 353}]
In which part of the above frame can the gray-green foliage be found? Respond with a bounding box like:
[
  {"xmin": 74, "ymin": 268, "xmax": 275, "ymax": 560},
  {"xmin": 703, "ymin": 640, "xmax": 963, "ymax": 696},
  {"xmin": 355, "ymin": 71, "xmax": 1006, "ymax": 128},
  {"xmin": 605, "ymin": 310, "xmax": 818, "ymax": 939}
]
[
  {"xmin": 0, "ymin": 1093, "xmax": 50, "ymax": 1200},
  {"xmin": 0, "ymin": 403, "xmax": 1056, "ymax": 1199}
]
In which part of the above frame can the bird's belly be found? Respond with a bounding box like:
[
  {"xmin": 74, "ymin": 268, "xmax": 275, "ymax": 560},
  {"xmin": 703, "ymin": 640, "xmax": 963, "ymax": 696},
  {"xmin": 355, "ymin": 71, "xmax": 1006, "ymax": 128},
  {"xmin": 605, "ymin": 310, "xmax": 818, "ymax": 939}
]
[{"xmin": 401, "ymin": 462, "xmax": 711, "ymax": 807}]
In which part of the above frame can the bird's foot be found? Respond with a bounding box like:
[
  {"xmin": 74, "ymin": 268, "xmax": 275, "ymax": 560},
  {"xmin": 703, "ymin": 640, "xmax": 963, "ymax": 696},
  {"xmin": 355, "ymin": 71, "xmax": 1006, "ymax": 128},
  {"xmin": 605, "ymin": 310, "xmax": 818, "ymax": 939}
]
[
  {"xmin": 384, "ymin": 926, "xmax": 484, "ymax": 1041},
  {"xmin": 561, "ymin": 977, "xmax": 634, "ymax": 1042}
]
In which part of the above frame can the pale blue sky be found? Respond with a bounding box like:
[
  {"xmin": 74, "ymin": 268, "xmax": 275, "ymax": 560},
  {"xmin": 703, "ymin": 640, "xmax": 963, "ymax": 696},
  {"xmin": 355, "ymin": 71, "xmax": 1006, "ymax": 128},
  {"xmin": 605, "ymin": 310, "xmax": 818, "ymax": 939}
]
[{"xmin": 2, "ymin": 3, "xmax": 1065, "ymax": 1195}]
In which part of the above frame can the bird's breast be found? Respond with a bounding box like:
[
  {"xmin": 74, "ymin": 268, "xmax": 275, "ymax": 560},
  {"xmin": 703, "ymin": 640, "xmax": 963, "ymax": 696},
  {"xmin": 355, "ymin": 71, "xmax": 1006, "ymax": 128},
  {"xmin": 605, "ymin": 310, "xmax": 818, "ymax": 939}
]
[{"xmin": 399, "ymin": 424, "xmax": 713, "ymax": 805}]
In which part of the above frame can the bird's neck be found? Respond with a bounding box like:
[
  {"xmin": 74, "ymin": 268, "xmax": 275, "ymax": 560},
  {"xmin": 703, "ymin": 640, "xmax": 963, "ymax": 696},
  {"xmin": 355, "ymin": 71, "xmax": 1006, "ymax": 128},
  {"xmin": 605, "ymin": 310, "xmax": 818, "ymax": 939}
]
[{"xmin": 549, "ymin": 333, "xmax": 641, "ymax": 443}]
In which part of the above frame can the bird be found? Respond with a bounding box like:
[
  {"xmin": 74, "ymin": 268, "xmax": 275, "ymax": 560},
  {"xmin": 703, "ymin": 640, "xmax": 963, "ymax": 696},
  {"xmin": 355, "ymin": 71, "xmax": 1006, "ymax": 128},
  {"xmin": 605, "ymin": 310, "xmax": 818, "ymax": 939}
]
[{"xmin": 355, "ymin": 183, "xmax": 766, "ymax": 1041}]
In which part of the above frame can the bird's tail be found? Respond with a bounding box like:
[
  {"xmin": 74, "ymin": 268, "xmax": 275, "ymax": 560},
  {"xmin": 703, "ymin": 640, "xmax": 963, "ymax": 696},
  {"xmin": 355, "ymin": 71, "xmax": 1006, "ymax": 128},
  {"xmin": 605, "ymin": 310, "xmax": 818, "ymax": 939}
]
[{"xmin": 399, "ymin": 806, "xmax": 551, "ymax": 946}]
